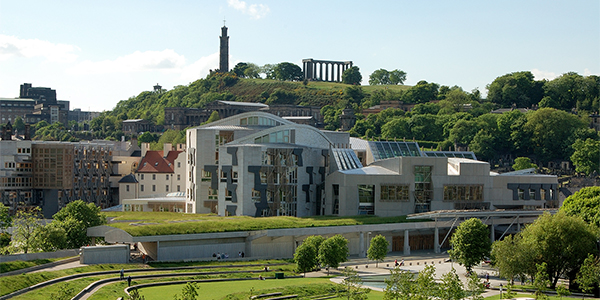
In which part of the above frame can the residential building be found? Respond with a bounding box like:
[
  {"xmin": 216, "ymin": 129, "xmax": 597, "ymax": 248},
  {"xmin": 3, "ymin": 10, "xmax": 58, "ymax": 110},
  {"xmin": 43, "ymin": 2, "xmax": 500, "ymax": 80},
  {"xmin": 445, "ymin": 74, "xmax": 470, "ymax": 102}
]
[{"xmin": 118, "ymin": 144, "xmax": 186, "ymax": 211}]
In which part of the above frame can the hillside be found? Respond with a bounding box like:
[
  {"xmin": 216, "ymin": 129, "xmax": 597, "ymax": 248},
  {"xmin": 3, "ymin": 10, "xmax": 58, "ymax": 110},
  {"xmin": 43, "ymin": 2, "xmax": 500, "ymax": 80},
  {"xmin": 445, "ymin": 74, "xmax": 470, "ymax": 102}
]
[{"xmin": 99, "ymin": 73, "xmax": 412, "ymax": 127}]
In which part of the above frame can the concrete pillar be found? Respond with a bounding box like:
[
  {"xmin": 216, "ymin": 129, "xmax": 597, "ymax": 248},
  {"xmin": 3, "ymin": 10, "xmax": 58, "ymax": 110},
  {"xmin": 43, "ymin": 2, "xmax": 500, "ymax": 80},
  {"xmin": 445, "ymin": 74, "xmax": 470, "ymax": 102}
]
[
  {"xmin": 403, "ymin": 230, "xmax": 410, "ymax": 255},
  {"xmin": 337, "ymin": 63, "xmax": 342, "ymax": 82},
  {"xmin": 359, "ymin": 232, "xmax": 366, "ymax": 258},
  {"xmin": 490, "ymin": 219, "xmax": 495, "ymax": 243},
  {"xmin": 434, "ymin": 227, "xmax": 440, "ymax": 253},
  {"xmin": 319, "ymin": 63, "xmax": 323, "ymax": 81},
  {"xmin": 156, "ymin": 240, "xmax": 160, "ymax": 261},
  {"xmin": 245, "ymin": 237, "xmax": 252, "ymax": 257}
]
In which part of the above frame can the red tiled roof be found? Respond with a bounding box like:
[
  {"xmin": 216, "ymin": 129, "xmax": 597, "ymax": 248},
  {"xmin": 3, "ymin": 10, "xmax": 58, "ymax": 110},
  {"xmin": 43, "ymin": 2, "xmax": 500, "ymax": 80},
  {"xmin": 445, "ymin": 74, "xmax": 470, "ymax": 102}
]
[{"xmin": 137, "ymin": 150, "xmax": 182, "ymax": 173}]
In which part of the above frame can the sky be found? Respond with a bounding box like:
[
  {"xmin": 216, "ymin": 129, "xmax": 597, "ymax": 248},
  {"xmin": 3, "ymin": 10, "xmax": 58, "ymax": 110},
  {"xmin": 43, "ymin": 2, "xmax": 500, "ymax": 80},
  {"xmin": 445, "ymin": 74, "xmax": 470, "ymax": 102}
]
[{"xmin": 0, "ymin": 0, "xmax": 598, "ymax": 112}]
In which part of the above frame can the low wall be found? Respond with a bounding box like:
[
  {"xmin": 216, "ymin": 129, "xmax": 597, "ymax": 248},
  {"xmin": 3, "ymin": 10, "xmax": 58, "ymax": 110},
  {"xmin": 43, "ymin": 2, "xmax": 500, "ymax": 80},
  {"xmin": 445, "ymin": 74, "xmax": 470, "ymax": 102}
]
[
  {"xmin": 0, "ymin": 249, "xmax": 79, "ymax": 263},
  {"xmin": 81, "ymin": 245, "xmax": 129, "ymax": 264}
]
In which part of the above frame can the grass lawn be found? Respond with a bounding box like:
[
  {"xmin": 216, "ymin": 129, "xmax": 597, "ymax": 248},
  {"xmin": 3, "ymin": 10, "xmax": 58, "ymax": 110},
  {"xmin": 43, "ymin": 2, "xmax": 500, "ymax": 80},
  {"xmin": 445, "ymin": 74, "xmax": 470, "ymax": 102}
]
[
  {"xmin": 103, "ymin": 213, "xmax": 426, "ymax": 236},
  {"xmin": 138, "ymin": 277, "xmax": 386, "ymax": 300},
  {"xmin": 0, "ymin": 257, "xmax": 68, "ymax": 273}
]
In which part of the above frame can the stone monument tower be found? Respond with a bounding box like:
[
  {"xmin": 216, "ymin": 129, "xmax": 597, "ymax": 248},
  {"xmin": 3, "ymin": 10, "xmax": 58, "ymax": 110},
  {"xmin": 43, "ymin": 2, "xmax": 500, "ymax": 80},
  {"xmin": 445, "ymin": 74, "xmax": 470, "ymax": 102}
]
[{"xmin": 219, "ymin": 24, "xmax": 229, "ymax": 72}]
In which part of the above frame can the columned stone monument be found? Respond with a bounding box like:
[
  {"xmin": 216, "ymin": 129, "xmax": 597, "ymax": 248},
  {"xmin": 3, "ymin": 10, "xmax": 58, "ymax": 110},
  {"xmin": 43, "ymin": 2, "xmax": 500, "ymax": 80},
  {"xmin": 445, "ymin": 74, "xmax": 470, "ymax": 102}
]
[
  {"xmin": 219, "ymin": 24, "xmax": 229, "ymax": 72},
  {"xmin": 302, "ymin": 59, "xmax": 352, "ymax": 82}
]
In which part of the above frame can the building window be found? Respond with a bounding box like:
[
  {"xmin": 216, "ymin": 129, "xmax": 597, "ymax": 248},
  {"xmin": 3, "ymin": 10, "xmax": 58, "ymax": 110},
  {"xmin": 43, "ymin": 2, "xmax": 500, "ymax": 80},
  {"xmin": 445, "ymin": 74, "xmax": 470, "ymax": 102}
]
[
  {"xmin": 380, "ymin": 185, "xmax": 409, "ymax": 201},
  {"xmin": 518, "ymin": 189, "xmax": 525, "ymax": 200},
  {"xmin": 177, "ymin": 174, "xmax": 181, "ymax": 181},
  {"xmin": 252, "ymin": 189, "xmax": 261, "ymax": 202},
  {"xmin": 126, "ymin": 185, "xmax": 130, "ymax": 192},
  {"xmin": 177, "ymin": 162, "xmax": 181, "ymax": 168},
  {"xmin": 152, "ymin": 174, "xmax": 156, "ymax": 180},
  {"xmin": 141, "ymin": 185, "xmax": 144, "ymax": 191},
  {"xmin": 202, "ymin": 170, "xmax": 212, "ymax": 182},
  {"xmin": 177, "ymin": 185, "xmax": 181, "ymax": 192},
  {"xmin": 414, "ymin": 166, "xmax": 433, "ymax": 213},
  {"xmin": 529, "ymin": 189, "xmax": 536, "ymax": 200},
  {"xmin": 166, "ymin": 185, "xmax": 169, "ymax": 192},
  {"xmin": 332, "ymin": 184, "xmax": 340, "ymax": 215},
  {"xmin": 443, "ymin": 185, "xmax": 483, "ymax": 201},
  {"xmin": 166, "ymin": 174, "xmax": 169, "ymax": 180},
  {"xmin": 358, "ymin": 185, "xmax": 374, "ymax": 215},
  {"xmin": 141, "ymin": 174, "xmax": 144, "ymax": 180},
  {"xmin": 152, "ymin": 185, "xmax": 156, "ymax": 192}
]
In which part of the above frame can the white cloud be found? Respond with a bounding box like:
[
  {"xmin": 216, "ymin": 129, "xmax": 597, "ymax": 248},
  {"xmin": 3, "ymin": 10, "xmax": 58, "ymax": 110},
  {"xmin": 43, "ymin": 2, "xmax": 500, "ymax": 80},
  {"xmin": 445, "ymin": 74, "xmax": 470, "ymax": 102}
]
[
  {"xmin": 68, "ymin": 49, "xmax": 186, "ymax": 75},
  {"xmin": 227, "ymin": 0, "xmax": 270, "ymax": 19},
  {"xmin": 0, "ymin": 34, "xmax": 79, "ymax": 62},
  {"xmin": 180, "ymin": 53, "xmax": 220, "ymax": 83},
  {"xmin": 531, "ymin": 68, "xmax": 558, "ymax": 81}
]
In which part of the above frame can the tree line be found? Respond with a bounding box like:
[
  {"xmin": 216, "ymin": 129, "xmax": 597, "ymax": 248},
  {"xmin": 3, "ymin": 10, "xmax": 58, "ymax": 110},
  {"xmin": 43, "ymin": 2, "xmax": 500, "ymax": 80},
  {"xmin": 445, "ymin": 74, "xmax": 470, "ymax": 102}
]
[
  {"xmin": 5, "ymin": 67, "xmax": 597, "ymax": 173},
  {"xmin": 0, "ymin": 200, "xmax": 105, "ymax": 254}
]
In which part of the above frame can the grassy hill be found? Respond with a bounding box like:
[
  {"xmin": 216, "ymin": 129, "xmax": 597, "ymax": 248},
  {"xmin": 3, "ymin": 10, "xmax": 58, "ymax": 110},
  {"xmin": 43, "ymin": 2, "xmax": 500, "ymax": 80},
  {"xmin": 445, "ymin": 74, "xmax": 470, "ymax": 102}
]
[{"xmin": 98, "ymin": 73, "xmax": 412, "ymax": 127}]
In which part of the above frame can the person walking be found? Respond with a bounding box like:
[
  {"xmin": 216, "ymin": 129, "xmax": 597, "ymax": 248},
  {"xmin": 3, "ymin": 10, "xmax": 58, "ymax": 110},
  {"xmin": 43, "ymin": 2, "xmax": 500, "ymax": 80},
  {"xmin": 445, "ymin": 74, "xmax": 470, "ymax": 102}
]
[
  {"xmin": 120, "ymin": 268, "xmax": 124, "ymax": 280},
  {"xmin": 127, "ymin": 275, "xmax": 132, "ymax": 287}
]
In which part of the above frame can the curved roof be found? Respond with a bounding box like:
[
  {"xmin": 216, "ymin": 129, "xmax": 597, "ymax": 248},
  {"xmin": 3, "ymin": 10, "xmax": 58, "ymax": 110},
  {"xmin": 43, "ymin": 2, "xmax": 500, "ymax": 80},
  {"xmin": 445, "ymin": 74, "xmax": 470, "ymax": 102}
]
[
  {"xmin": 196, "ymin": 111, "xmax": 296, "ymax": 129},
  {"xmin": 230, "ymin": 123, "xmax": 333, "ymax": 149}
]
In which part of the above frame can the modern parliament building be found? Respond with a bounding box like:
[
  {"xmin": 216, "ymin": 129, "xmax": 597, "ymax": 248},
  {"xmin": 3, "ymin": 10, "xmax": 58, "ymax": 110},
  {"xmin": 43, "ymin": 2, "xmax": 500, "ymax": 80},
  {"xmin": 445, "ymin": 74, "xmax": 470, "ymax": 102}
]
[{"xmin": 186, "ymin": 111, "xmax": 558, "ymax": 218}]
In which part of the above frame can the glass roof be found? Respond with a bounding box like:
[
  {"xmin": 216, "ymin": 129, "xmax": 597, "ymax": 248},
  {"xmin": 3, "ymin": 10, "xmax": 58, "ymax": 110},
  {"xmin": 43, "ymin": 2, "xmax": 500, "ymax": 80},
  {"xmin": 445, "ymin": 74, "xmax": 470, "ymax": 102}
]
[
  {"xmin": 423, "ymin": 151, "xmax": 477, "ymax": 160},
  {"xmin": 332, "ymin": 148, "xmax": 363, "ymax": 170},
  {"xmin": 368, "ymin": 141, "xmax": 423, "ymax": 161}
]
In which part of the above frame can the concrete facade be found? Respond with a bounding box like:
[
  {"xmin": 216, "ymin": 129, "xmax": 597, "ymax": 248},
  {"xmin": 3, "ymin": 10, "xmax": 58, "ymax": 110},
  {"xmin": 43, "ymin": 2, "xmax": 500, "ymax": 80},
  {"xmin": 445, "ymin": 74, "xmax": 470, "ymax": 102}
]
[
  {"xmin": 80, "ymin": 244, "xmax": 129, "ymax": 264},
  {"xmin": 186, "ymin": 112, "xmax": 335, "ymax": 216}
]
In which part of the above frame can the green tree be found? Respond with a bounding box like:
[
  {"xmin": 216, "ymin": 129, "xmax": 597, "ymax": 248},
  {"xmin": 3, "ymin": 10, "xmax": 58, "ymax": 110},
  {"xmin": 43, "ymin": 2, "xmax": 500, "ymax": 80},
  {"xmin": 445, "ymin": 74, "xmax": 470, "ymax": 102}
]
[
  {"xmin": 576, "ymin": 254, "xmax": 600, "ymax": 297},
  {"xmin": 448, "ymin": 119, "xmax": 478, "ymax": 145},
  {"xmin": 491, "ymin": 234, "xmax": 534, "ymax": 284},
  {"xmin": 260, "ymin": 64, "xmax": 276, "ymax": 79},
  {"xmin": 414, "ymin": 265, "xmax": 437, "ymax": 300},
  {"xmin": 533, "ymin": 262, "xmax": 550, "ymax": 300},
  {"xmin": 555, "ymin": 285, "xmax": 570, "ymax": 300},
  {"xmin": 11, "ymin": 207, "xmax": 42, "ymax": 253},
  {"xmin": 338, "ymin": 267, "xmax": 370, "ymax": 300},
  {"xmin": 389, "ymin": 69, "xmax": 407, "ymax": 85},
  {"xmin": 384, "ymin": 267, "xmax": 414, "ymax": 300},
  {"xmin": 204, "ymin": 111, "xmax": 220, "ymax": 124},
  {"xmin": 369, "ymin": 69, "xmax": 392, "ymax": 85},
  {"xmin": 32, "ymin": 222, "xmax": 67, "ymax": 252},
  {"xmin": 173, "ymin": 282, "xmax": 198, "ymax": 300},
  {"xmin": 381, "ymin": 117, "xmax": 411, "ymax": 140},
  {"xmin": 13, "ymin": 116, "xmax": 25, "ymax": 133},
  {"xmin": 232, "ymin": 62, "xmax": 249, "ymax": 78},
  {"xmin": 570, "ymin": 138, "xmax": 600, "ymax": 175},
  {"xmin": 342, "ymin": 66, "xmax": 362, "ymax": 85},
  {"xmin": 128, "ymin": 288, "xmax": 146, "ymax": 300},
  {"xmin": 53, "ymin": 200, "xmax": 105, "ymax": 248},
  {"xmin": 520, "ymin": 212, "xmax": 599, "ymax": 288},
  {"xmin": 560, "ymin": 186, "xmax": 600, "ymax": 228},
  {"xmin": 53, "ymin": 200, "xmax": 105, "ymax": 230},
  {"xmin": 367, "ymin": 234, "xmax": 389, "ymax": 267},
  {"xmin": 449, "ymin": 218, "xmax": 492, "ymax": 273},
  {"xmin": 486, "ymin": 71, "xmax": 543, "ymax": 108},
  {"xmin": 543, "ymin": 72, "xmax": 600, "ymax": 111},
  {"xmin": 294, "ymin": 235, "xmax": 324, "ymax": 276},
  {"xmin": 520, "ymin": 108, "xmax": 587, "ymax": 163},
  {"xmin": 512, "ymin": 157, "xmax": 537, "ymax": 171},
  {"xmin": 401, "ymin": 80, "xmax": 439, "ymax": 104},
  {"xmin": 0, "ymin": 203, "xmax": 11, "ymax": 232},
  {"xmin": 438, "ymin": 268, "xmax": 465, "ymax": 300},
  {"xmin": 318, "ymin": 234, "xmax": 349, "ymax": 275},
  {"xmin": 243, "ymin": 63, "xmax": 261, "ymax": 79},
  {"xmin": 273, "ymin": 62, "xmax": 303, "ymax": 81},
  {"xmin": 465, "ymin": 272, "xmax": 485, "ymax": 300}
]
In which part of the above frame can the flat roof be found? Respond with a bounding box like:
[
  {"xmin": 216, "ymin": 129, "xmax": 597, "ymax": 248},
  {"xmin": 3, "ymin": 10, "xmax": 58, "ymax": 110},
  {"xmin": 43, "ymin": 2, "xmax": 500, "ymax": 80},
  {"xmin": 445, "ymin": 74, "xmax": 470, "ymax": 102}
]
[{"xmin": 407, "ymin": 209, "xmax": 558, "ymax": 220}]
